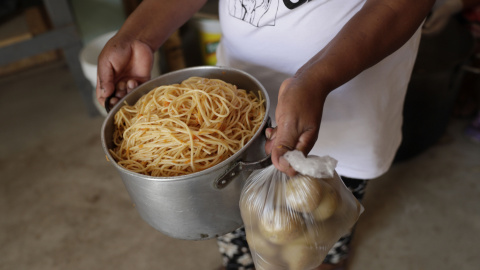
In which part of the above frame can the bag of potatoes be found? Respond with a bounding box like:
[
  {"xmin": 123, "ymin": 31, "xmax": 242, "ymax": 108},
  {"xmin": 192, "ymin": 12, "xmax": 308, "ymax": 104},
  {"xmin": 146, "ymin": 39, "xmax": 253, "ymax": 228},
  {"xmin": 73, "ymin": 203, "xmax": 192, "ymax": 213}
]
[{"xmin": 240, "ymin": 150, "xmax": 363, "ymax": 270}]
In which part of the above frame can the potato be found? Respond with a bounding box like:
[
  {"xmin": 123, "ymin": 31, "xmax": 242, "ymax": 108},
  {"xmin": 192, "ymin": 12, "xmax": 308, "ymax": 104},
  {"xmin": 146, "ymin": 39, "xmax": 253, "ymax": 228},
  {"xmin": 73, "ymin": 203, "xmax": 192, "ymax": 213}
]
[
  {"xmin": 240, "ymin": 199, "xmax": 260, "ymax": 229},
  {"xmin": 285, "ymin": 175, "xmax": 323, "ymax": 213},
  {"xmin": 252, "ymin": 258, "xmax": 283, "ymax": 270},
  {"xmin": 312, "ymin": 180, "xmax": 339, "ymax": 221},
  {"xmin": 258, "ymin": 207, "xmax": 305, "ymax": 245},
  {"xmin": 290, "ymin": 225, "xmax": 329, "ymax": 246},
  {"xmin": 240, "ymin": 181, "xmax": 269, "ymax": 229},
  {"xmin": 281, "ymin": 243, "xmax": 322, "ymax": 270},
  {"xmin": 246, "ymin": 229, "xmax": 278, "ymax": 260}
]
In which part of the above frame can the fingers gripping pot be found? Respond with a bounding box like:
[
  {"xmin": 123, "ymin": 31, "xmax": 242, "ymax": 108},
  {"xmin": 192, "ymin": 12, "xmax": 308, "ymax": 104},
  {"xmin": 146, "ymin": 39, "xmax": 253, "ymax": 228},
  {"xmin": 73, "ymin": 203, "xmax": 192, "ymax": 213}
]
[
  {"xmin": 101, "ymin": 66, "xmax": 271, "ymax": 240},
  {"xmin": 240, "ymin": 150, "xmax": 364, "ymax": 270}
]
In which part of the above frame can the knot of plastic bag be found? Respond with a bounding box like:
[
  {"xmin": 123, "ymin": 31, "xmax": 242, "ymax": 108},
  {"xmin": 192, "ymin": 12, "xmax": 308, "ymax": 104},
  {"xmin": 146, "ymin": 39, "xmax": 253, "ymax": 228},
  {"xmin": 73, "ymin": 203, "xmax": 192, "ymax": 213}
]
[{"xmin": 283, "ymin": 150, "xmax": 338, "ymax": 178}]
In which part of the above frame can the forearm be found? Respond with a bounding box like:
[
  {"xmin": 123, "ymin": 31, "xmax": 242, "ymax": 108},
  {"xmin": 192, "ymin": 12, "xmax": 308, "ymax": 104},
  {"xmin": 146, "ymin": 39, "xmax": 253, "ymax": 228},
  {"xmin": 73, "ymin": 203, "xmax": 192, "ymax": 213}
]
[
  {"xmin": 296, "ymin": 0, "xmax": 435, "ymax": 96},
  {"xmin": 117, "ymin": 0, "xmax": 207, "ymax": 51}
]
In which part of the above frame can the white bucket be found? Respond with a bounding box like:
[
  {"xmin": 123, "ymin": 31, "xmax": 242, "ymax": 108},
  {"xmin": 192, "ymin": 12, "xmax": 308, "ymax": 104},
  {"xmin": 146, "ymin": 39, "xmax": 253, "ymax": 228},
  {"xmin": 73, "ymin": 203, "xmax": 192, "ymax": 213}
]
[{"xmin": 79, "ymin": 31, "xmax": 160, "ymax": 116}]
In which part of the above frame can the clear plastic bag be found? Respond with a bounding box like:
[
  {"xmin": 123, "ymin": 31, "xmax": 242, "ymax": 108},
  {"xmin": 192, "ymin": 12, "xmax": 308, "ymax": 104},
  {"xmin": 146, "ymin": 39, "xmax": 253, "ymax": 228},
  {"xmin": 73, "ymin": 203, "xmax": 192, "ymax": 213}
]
[{"xmin": 240, "ymin": 150, "xmax": 364, "ymax": 270}]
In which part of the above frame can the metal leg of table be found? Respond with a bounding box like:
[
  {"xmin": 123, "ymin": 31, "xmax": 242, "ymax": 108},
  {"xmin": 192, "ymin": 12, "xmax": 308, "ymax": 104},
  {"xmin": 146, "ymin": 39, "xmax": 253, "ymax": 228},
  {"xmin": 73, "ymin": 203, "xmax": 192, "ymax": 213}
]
[
  {"xmin": 0, "ymin": 0, "xmax": 99, "ymax": 116},
  {"xmin": 43, "ymin": 0, "xmax": 98, "ymax": 116},
  {"xmin": 62, "ymin": 42, "xmax": 99, "ymax": 116}
]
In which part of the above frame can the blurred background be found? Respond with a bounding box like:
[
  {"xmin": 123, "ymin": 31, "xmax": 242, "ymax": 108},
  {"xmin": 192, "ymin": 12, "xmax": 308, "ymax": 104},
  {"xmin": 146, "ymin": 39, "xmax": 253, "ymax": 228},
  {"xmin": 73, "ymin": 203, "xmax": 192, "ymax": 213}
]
[{"xmin": 0, "ymin": 1, "xmax": 479, "ymax": 269}]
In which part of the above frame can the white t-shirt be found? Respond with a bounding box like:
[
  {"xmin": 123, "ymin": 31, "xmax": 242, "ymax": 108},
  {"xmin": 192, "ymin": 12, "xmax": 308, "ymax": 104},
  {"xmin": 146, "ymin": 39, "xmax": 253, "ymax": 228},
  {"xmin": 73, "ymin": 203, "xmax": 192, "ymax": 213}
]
[{"xmin": 216, "ymin": 0, "xmax": 422, "ymax": 179}]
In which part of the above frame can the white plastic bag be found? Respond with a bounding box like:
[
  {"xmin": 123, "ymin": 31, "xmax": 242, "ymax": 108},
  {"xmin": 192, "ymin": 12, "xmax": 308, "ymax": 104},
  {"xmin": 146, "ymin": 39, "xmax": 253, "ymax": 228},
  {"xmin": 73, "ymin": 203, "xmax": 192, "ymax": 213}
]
[{"xmin": 240, "ymin": 150, "xmax": 363, "ymax": 270}]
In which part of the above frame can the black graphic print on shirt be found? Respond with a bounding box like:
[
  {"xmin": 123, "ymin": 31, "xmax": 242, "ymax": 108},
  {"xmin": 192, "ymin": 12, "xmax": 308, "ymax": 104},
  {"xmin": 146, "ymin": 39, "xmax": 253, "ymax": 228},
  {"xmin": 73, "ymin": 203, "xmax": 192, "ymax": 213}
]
[
  {"xmin": 283, "ymin": 0, "xmax": 311, "ymax": 9},
  {"xmin": 227, "ymin": 0, "xmax": 314, "ymax": 27}
]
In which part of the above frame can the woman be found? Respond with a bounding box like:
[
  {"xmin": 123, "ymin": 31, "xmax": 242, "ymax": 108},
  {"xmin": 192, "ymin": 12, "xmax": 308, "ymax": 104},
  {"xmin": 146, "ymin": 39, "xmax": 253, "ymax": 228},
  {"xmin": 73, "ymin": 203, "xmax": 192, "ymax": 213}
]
[{"xmin": 96, "ymin": 0, "xmax": 435, "ymax": 268}]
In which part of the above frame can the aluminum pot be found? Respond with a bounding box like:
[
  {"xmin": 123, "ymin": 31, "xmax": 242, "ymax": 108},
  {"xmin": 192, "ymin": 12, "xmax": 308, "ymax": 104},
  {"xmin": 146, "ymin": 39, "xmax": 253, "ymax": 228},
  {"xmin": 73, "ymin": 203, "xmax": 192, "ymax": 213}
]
[{"xmin": 101, "ymin": 66, "xmax": 271, "ymax": 240}]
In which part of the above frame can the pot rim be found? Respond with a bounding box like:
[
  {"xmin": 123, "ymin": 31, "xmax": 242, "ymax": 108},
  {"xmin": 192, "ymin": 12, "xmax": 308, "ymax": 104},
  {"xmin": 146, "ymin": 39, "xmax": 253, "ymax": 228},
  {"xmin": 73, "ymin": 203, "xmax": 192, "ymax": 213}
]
[{"xmin": 100, "ymin": 66, "xmax": 271, "ymax": 182}]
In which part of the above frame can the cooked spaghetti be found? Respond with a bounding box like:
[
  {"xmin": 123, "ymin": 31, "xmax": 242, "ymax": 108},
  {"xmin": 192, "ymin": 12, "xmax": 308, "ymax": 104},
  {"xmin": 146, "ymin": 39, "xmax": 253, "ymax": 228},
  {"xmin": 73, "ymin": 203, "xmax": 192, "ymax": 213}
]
[{"xmin": 110, "ymin": 77, "xmax": 266, "ymax": 177}]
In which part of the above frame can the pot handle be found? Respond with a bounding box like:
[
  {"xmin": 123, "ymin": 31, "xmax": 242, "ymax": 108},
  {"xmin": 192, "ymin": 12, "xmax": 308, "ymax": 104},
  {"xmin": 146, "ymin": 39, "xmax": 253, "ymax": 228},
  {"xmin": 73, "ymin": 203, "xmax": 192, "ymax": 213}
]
[
  {"xmin": 214, "ymin": 154, "xmax": 272, "ymax": 189},
  {"xmin": 104, "ymin": 92, "xmax": 116, "ymax": 113}
]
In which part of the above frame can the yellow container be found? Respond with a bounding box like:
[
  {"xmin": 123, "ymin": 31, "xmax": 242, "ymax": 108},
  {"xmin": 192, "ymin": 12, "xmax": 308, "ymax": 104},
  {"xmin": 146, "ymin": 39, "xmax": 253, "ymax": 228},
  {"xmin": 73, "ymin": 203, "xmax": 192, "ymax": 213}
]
[{"xmin": 197, "ymin": 19, "xmax": 222, "ymax": 66}]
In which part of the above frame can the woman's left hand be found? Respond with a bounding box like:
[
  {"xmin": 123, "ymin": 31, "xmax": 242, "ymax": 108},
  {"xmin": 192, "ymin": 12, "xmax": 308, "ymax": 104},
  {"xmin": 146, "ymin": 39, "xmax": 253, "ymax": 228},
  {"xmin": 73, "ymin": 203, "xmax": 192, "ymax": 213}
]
[{"xmin": 265, "ymin": 77, "xmax": 327, "ymax": 176}]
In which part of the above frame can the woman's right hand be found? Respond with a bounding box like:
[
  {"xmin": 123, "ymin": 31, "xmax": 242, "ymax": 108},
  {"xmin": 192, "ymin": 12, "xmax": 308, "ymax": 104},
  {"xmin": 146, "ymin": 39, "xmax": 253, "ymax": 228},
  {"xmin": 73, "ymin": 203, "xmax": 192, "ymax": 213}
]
[
  {"xmin": 95, "ymin": 33, "xmax": 155, "ymax": 109},
  {"xmin": 94, "ymin": 0, "xmax": 209, "ymax": 110}
]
